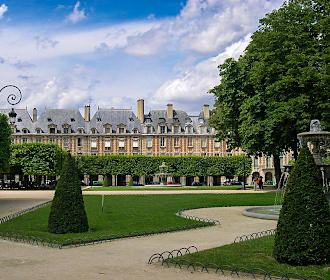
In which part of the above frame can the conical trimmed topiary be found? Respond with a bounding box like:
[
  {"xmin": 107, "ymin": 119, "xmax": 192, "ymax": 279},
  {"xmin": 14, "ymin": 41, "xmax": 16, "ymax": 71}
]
[
  {"xmin": 103, "ymin": 175, "xmax": 108, "ymax": 187},
  {"xmin": 273, "ymin": 146, "xmax": 330, "ymax": 265},
  {"xmin": 48, "ymin": 154, "xmax": 89, "ymax": 233}
]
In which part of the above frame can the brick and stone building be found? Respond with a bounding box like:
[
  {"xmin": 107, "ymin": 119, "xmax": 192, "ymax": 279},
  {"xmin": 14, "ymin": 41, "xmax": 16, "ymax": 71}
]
[{"xmin": 0, "ymin": 99, "xmax": 291, "ymax": 185}]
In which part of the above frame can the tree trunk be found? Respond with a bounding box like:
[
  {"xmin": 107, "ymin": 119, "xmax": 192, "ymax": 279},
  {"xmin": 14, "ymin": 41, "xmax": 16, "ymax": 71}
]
[{"xmin": 273, "ymin": 154, "xmax": 281, "ymax": 188}]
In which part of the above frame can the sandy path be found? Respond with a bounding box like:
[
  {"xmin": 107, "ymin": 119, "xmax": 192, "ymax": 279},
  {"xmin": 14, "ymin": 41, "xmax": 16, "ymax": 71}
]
[{"xmin": 0, "ymin": 190, "xmax": 277, "ymax": 279}]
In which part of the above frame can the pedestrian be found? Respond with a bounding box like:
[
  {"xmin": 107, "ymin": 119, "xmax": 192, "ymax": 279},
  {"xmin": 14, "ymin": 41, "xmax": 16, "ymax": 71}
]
[
  {"xmin": 254, "ymin": 177, "xmax": 259, "ymax": 191},
  {"xmin": 258, "ymin": 176, "xmax": 263, "ymax": 190}
]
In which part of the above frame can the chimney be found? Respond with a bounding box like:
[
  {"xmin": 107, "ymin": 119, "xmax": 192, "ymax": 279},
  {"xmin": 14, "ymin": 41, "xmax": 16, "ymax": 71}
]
[
  {"xmin": 203, "ymin": 104, "xmax": 210, "ymax": 119},
  {"xmin": 84, "ymin": 105, "xmax": 90, "ymax": 122},
  {"xmin": 137, "ymin": 99, "xmax": 144, "ymax": 123},
  {"xmin": 167, "ymin": 104, "xmax": 173, "ymax": 119},
  {"xmin": 33, "ymin": 108, "xmax": 37, "ymax": 122}
]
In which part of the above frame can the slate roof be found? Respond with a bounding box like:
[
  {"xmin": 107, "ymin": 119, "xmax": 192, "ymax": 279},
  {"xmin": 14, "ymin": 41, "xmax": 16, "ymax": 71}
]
[
  {"xmin": 89, "ymin": 109, "xmax": 142, "ymax": 133},
  {"xmin": 35, "ymin": 109, "xmax": 86, "ymax": 133},
  {"xmin": 0, "ymin": 106, "xmax": 210, "ymax": 135},
  {"xmin": 0, "ymin": 109, "xmax": 34, "ymax": 133}
]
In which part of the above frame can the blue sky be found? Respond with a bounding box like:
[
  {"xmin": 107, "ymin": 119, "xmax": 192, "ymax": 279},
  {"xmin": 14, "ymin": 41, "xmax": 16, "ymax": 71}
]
[{"xmin": 0, "ymin": 0, "xmax": 285, "ymax": 115}]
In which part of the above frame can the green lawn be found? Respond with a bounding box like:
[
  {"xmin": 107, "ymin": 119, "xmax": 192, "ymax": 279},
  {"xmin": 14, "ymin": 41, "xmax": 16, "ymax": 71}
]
[
  {"xmin": 86, "ymin": 185, "xmax": 247, "ymax": 191},
  {"xmin": 175, "ymin": 235, "xmax": 329, "ymax": 279},
  {"xmin": 0, "ymin": 193, "xmax": 277, "ymax": 243}
]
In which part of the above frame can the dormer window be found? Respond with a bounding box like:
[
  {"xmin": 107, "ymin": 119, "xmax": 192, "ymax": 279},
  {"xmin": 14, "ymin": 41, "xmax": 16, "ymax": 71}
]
[
  {"xmin": 199, "ymin": 118, "xmax": 204, "ymax": 124},
  {"xmin": 62, "ymin": 124, "xmax": 71, "ymax": 134},
  {"xmin": 119, "ymin": 127, "xmax": 125, "ymax": 133},
  {"xmin": 159, "ymin": 118, "xmax": 166, "ymax": 123},
  {"xmin": 22, "ymin": 128, "xmax": 29, "ymax": 134},
  {"xmin": 48, "ymin": 118, "xmax": 52, "ymax": 122},
  {"xmin": 145, "ymin": 118, "xmax": 151, "ymax": 123},
  {"xmin": 173, "ymin": 126, "xmax": 179, "ymax": 134},
  {"xmin": 200, "ymin": 126, "xmax": 207, "ymax": 134},
  {"xmin": 103, "ymin": 124, "xmax": 112, "ymax": 134},
  {"xmin": 97, "ymin": 117, "xmax": 101, "ymax": 122},
  {"xmin": 91, "ymin": 128, "xmax": 98, "ymax": 134},
  {"xmin": 132, "ymin": 128, "xmax": 139, "ymax": 134},
  {"xmin": 160, "ymin": 125, "xmax": 166, "ymax": 134},
  {"xmin": 78, "ymin": 128, "xmax": 84, "ymax": 134},
  {"xmin": 146, "ymin": 125, "xmax": 153, "ymax": 134},
  {"xmin": 35, "ymin": 128, "xmax": 42, "ymax": 134},
  {"xmin": 50, "ymin": 127, "xmax": 56, "ymax": 134},
  {"xmin": 186, "ymin": 126, "xmax": 193, "ymax": 134}
]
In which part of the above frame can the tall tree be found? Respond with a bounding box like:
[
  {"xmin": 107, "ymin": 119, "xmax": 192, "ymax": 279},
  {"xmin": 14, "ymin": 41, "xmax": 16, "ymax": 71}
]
[
  {"xmin": 210, "ymin": 0, "xmax": 330, "ymax": 185},
  {"xmin": 0, "ymin": 114, "xmax": 12, "ymax": 173}
]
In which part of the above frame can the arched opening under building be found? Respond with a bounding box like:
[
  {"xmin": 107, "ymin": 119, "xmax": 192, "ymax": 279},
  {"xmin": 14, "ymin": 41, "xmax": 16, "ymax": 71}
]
[
  {"xmin": 117, "ymin": 175, "xmax": 126, "ymax": 186},
  {"xmin": 186, "ymin": 176, "xmax": 194, "ymax": 186},
  {"xmin": 265, "ymin": 172, "xmax": 273, "ymax": 184}
]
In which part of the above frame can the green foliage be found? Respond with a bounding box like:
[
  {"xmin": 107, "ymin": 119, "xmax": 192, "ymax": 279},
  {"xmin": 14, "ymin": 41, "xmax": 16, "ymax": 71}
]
[
  {"xmin": 0, "ymin": 114, "xmax": 12, "ymax": 173},
  {"xmin": 273, "ymin": 146, "xmax": 330, "ymax": 265},
  {"xmin": 10, "ymin": 143, "xmax": 64, "ymax": 175},
  {"xmin": 102, "ymin": 176, "xmax": 108, "ymax": 187},
  {"xmin": 76, "ymin": 154, "xmax": 251, "ymax": 177},
  {"xmin": 128, "ymin": 177, "xmax": 133, "ymax": 186},
  {"xmin": 48, "ymin": 154, "xmax": 89, "ymax": 234}
]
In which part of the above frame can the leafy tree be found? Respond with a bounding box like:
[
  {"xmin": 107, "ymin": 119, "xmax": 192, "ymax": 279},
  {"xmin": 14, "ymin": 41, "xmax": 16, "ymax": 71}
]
[
  {"xmin": 48, "ymin": 154, "xmax": 89, "ymax": 234},
  {"xmin": 273, "ymin": 146, "xmax": 330, "ymax": 265},
  {"xmin": 0, "ymin": 114, "xmax": 12, "ymax": 173},
  {"xmin": 210, "ymin": 0, "xmax": 330, "ymax": 185}
]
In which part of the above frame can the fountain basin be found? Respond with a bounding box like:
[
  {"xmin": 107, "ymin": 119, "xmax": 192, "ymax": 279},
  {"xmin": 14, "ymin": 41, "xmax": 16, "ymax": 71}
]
[{"xmin": 242, "ymin": 206, "xmax": 281, "ymax": 220}]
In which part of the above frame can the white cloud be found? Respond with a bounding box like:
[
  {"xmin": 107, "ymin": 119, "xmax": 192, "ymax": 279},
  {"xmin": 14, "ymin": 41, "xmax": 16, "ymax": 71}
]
[
  {"xmin": 0, "ymin": 3, "xmax": 8, "ymax": 19},
  {"xmin": 125, "ymin": 0, "xmax": 284, "ymax": 56},
  {"xmin": 150, "ymin": 34, "xmax": 251, "ymax": 110},
  {"xmin": 66, "ymin": 1, "xmax": 86, "ymax": 24}
]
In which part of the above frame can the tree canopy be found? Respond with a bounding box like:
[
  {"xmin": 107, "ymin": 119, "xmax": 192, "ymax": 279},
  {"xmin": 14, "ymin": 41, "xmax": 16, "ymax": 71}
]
[
  {"xmin": 210, "ymin": 0, "xmax": 330, "ymax": 183},
  {"xmin": 0, "ymin": 114, "xmax": 12, "ymax": 173}
]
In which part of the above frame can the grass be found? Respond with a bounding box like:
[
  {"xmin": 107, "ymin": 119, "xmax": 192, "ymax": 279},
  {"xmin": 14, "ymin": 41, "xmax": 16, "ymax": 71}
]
[
  {"xmin": 0, "ymin": 192, "xmax": 277, "ymax": 243},
  {"xmin": 176, "ymin": 235, "xmax": 329, "ymax": 279},
  {"xmin": 86, "ymin": 185, "xmax": 247, "ymax": 191}
]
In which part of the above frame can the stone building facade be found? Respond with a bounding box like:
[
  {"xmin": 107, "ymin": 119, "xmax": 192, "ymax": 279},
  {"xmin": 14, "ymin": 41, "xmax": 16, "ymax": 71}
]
[{"xmin": 0, "ymin": 99, "xmax": 291, "ymax": 185}]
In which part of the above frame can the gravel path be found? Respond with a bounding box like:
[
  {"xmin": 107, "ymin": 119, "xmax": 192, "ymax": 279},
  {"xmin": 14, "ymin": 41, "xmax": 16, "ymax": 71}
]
[{"xmin": 0, "ymin": 190, "xmax": 277, "ymax": 280}]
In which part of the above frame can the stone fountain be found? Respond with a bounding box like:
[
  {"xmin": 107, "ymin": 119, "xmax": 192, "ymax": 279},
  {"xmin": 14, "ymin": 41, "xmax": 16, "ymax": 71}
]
[
  {"xmin": 156, "ymin": 162, "xmax": 169, "ymax": 186},
  {"xmin": 243, "ymin": 120, "xmax": 330, "ymax": 220}
]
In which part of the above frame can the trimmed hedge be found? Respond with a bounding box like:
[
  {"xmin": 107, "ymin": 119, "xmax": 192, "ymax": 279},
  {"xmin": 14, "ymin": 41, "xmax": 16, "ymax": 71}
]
[
  {"xmin": 77, "ymin": 154, "xmax": 252, "ymax": 177},
  {"xmin": 273, "ymin": 146, "xmax": 330, "ymax": 265},
  {"xmin": 0, "ymin": 114, "xmax": 12, "ymax": 173},
  {"xmin": 48, "ymin": 154, "xmax": 89, "ymax": 234}
]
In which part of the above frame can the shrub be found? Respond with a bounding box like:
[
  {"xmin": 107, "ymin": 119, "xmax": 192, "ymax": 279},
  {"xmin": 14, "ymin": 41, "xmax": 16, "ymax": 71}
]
[
  {"xmin": 48, "ymin": 154, "xmax": 89, "ymax": 233},
  {"xmin": 273, "ymin": 146, "xmax": 330, "ymax": 265},
  {"xmin": 103, "ymin": 176, "xmax": 108, "ymax": 187}
]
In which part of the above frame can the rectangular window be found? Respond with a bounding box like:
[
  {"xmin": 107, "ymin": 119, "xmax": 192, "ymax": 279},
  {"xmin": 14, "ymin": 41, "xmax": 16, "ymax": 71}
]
[
  {"xmin": 147, "ymin": 126, "xmax": 152, "ymax": 134},
  {"xmin": 77, "ymin": 138, "xmax": 82, "ymax": 147},
  {"xmin": 63, "ymin": 138, "xmax": 69, "ymax": 147},
  {"xmin": 266, "ymin": 156, "xmax": 272, "ymax": 168},
  {"xmin": 49, "ymin": 138, "xmax": 55, "ymax": 143},
  {"xmin": 254, "ymin": 157, "xmax": 259, "ymax": 168},
  {"xmin": 160, "ymin": 125, "xmax": 166, "ymax": 134},
  {"xmin": 50, "ymin": 127, "xmax": 55, "ymax": 134},
  {"xmin": 105, "ymin": 140, "xmax": 111, "ymax": 148},
  {"xmin": 214, "ymin": 141, "xmax": 220, "ymax": 148},
  {"xmin": 174, "ymin": 137, "xmax": 180, "ymax": 147},
  {"xmin": 187, "ymin": 126, "xmax": 193, "ymax": 134},
  {"xmin": 119, "ymin": 139, "xmax": 125, "ymax": 148},
  {"xmin": 201, "ymin": 138, "xmax": 207, "ymax": 148},
  {"xmin": 35, "ymin": 137, "xmax": 42, "ymax": 143},
  {"xmin": 188, "ymin": 137, "xmax": 193, "ymax": 147},
  {"xmin": 105, "ymin": 127, "xmax": 111, "ymax": 134},
  {"xmin": 146, "ymin": 137, "xmax": 153, "ymax": 148},
  {"xmin": 133, "ymin": 140, "xmax": 139, "ymax": 148},
  {"xmin": 22, "ymin": 138, "xmax": 28, "ymax": 143},
  {"xmin": 215, "ymin": 153, "xmax": 220, "ymax": 156},
  {"xmin": 91, "ymin": 140, "xmax": 97, "ymax": 148},
  {"xmin": 160, "ymin": 137, "xmax": 166, "ymax": 147},
  {"xmin": 174, "ymin": 153, "xmax": 179, "ymax": 157},
  {"xmin": 200, "ymin": 127, "xmax": 207, "ymax": 134},
  {"xmin": 201, "ymin": 152, "xmax": 207, "ymax": 157},
  {"xmin": 174, "ymin": 126, "xmax": 179, "ymax": 134},
  {"xmin": 63, "ymin": 128, "xmax": 69, "ymax": 134},
  {"xmin": 119, "ymin": 127, "xmax": 125, "ymax": 133}
]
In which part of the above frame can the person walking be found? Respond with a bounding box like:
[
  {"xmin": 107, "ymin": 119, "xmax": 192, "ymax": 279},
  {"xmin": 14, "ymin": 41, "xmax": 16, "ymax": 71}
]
[
  {"xmin": 254, "ymin": 177, "xmax": 258, "ymax": 191},
  {"xmin": 258, "ymin": 176, "xmax": 263, "ymax": 190}
]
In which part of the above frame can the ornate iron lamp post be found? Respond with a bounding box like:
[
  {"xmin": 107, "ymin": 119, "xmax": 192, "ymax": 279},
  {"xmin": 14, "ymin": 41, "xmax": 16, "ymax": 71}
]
[{"xmin": 0, "ymin": 85, "xmax": 22, "ymax": 123}]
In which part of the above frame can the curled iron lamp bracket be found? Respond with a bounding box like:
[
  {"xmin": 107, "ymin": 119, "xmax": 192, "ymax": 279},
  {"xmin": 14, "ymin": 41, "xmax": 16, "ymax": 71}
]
[{"xmin": 0, "ymin": 85, "xmax": 22, "ymax": 106}]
